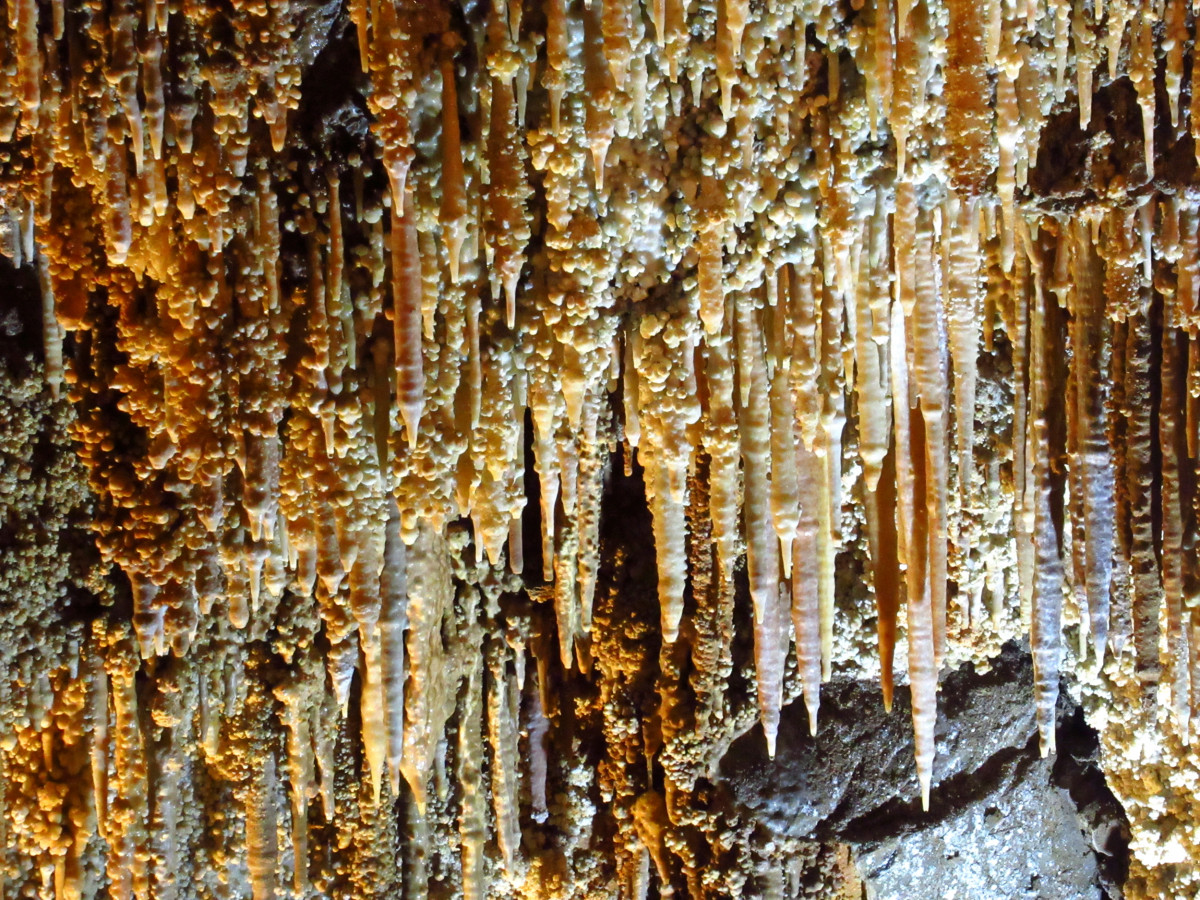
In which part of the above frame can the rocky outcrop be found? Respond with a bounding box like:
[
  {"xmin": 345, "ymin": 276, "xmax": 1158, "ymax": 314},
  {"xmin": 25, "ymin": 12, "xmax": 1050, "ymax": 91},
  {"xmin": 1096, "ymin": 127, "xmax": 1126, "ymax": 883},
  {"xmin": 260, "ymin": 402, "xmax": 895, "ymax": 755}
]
[{"xmin": 721, "ymin": 645, "xmax": 1128, "ymax": 898}]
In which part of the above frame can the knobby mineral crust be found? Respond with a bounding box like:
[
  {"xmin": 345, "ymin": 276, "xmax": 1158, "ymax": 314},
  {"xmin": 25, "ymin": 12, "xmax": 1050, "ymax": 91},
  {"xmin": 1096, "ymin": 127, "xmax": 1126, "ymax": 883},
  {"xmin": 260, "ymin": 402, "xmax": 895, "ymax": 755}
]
[{"xmin": 0, "ymin": 0, "xmax": 1195, "ymax": 896}]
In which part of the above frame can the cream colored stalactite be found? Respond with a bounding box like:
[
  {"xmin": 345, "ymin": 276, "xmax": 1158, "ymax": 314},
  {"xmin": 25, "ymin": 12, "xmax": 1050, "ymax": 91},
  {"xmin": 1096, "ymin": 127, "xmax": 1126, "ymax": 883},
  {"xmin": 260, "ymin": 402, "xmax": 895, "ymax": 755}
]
[
  {"xmin": 326, "ymin": 634, "xmax": 358, "ymax": 718},
  {"xmin": 649, "ymin": 0, "xmax": 667, "ymax": 47},
  {"xmin": 545, "ymin": 0, "xmax": 569, "ymax": 135},
  {"xmin": 313, "ymin": 483, "xmax": 347, "ymax": 619},
  {"xmin": 1068, "ymin": 0, "xmax": 1096, "ymax": 131},
  {"xmin": 36, "ymin": 250, "xmax": 62, "ymax": 399},
  {"xmin": 1130, "ymin": 13, "xmax": 1156, "ymax": 180},
  {"xmin": 943, "ymin": 0, "xmax": 994, "ymax": 197},
  {"xmin": 1179, "ymin": 202, "xmax": 1200, "ymax": 330},
  {"xmin": 698, "ymin": 212, "xmax": 726, "ymax": 335},
  {"xmin": 635, "ymin": 323, "xmax": 700, "ymax": 645},
  {"xmin": 1165, "ymin": 0, "xmax": 1187, "ymax": 128},
  {"xmin": 486, "ymin": 644, "xmax": 521, "ymax": 872},
  {"xmin": 105, "ymin": 644, "xmax": 150, "ymax": 900},
  {"xmin": 889, "ymin": 1, "xmax": 929, "ymax": 179},
  {"xmin": 325, "ymin": 171, "xmax": 354, "ymax": 377},
  {"xmin": 1028, "ymin": 264, "xmax": 1063, "ymax": 758},
  {"xmin": 1189, "ymin": 334, "xmax": 1200, "ymax": 463},
  {"xmin": 380, "ymin": 503, "xmax": 408, "ymax": 799},
  {"xmin": 644, "ymin": 442, "xmax": 690, "ymax": 645},
  {"xmin": 703, "ymin": 327, "xmax": 743, "ymax": 582},
  {"xmin": 864, "ymin": 0, "xmax": 894, "ymax": 139},
  {"xmin": 440, "ymin": 38, "xmax": 469, "ymax": 284},
  {"xmin": 13, "ymin": 0, "xmax": 41, "ymax": 131},
  {"xmin": 1066, "ymin": 220, "xmax": 1115, "ymax": 660},
  {"xmin": 245, "ymin": 751, "xmax": 279, "ymax": 900},
  {"xmin": 471, "ymin": 355, "xmax": 526, "ymax": 567},
  {"xmin": 891, "ymin": 298, "xmax": 937, "ymax": 811},
  {"xmin": 624, "ymin": 331, "xmax": 642, "ymax": 450},
  {"xmin": 793, "ymin": 436, "xmax": 823, "ymax": 735},
  {"xmin": 1052, "ymin": 0, "xmax": 1071, "ymax": 102},
  {"xmin": 985, "ymin": 0, "xmax": 1002, "ymax": 65},
  {"xmin": 737, "ymin": 301, "xmax": 785, "ymax": 755},
  {"xmin": 358, "ymin": 617, "xmax": 388, "ymax": 806},
  {"xmin": 244, "ymin": 427, "xmax": 282, "ymax": 550},
  {"xmin": 530, "ymin": 373, "xmax": 563, "ymax": 588},
  {"xmin": 826, "ymin": 137, "xmax": 860, "ymax": 313},
  {"xmin": 310, "ymin": 689, "xmax": 337, "ymax": 826},
  {"xmin": 130, "ymin": 574, "xmax": 165, "ymax": 661},
  {"xmin": 855, "ymin": 190, "xmax": 890, "ymax": 492},
  {"xmin": 910, "ymin": 213, "xmax": 951, "ymax": 661},
  {"xmin": 273, "ymin": 681, "xmax": 313, "ymax": 894},
  {"xmin": 575, "ymin": 399, "xmax": 606, "ymax": 632},
  {"xmin": 393, "ymin": 187, "xmax": 425, "ymax": 450},
  {"xmin": 1006, "ymin": 244, "xmax": 1035, "ymax": 626},
  {"xmin": 664, "ymin": 0, "xmax": 687, "ymax": 82},
  {"xmin": 365, "ymin": 4, "xmax": 419, "ymax": 250},
  {"xmin": 349, "ymin": 0, "xmax": 369, "ymax": 72},
  {"xmin": 631, "ymin": 845, "xmax": 652, "ymax": 900},
  {"xmin": 867, "ymin": 431, "xmax": 902, "ymax": 712},
  {"xmin": 400, "ymin": 524, "xmax": 455, "ymax": 816},
  {"xmin": 1161, "ymin": 288, "xmax": 1192, "ymax": 735},
  {"xmin": 735, "ymin": 289, "xmax": 758, "ymax": 410},
  {"xmin": 817, "ymin": 278, "xmax": 845, "ymax": 680},
  {"xmin": 716, "ymin": 0, "xmax": 748, "ymax": 118},
  {"xmin": 583, "ymin": 6, "xmax": 617, "ymax": 195},
  {"xmin": 943, "ymin": 194, "xmax": 981, "ymax": 549},
  {"xmin": 789, "ymin": 263, "xmax": 822, "ymax": 453},
  {"xmin": 602, "ymin": 0, "xmax": 632, "ymax": 91},
  {"xmin": 863, "ymin": 195, "xmax": 900, "ymax": 700},
  {"xmin": 768, "ymin": 362, "xmax": 800, "ymax": 579},
  {"xmin": 458, "ymin": 645, "xmax": 487, "ymax": 900},
  {"xmin": 526, "ymin": 663, "xmax": 551, "ymax": 824},
  {"xmin": 1061, "ymin": 226, "xmax": 1089, "ymax": 659},
  {"xmin": 893, "ymin": 180, "xmax": 918, "ymax": 338},
  {"xmin": 87, "ymin": 656, "xmax": 111, "ymax": 855},
  {"xmin": 995, "ymin": 43, "xmax": 1021, "ymax": 273},
  {"xmin": 552, "ymin": 492, "xmax": 583, "ymax": 666},
  {"xmin": 485, "ymin": 75, "xmax": 531, "ymax": 329},
  {"xmin": 1116, "ymin": 241, "xmax": 1164, "ymax": 695},
  {"xmin": 1192, "ymin": 21, "xmax": 1200, "ymax": 167},
  {"xmin": 140, "ymin": 26, "xmax": 165, "ymax": 162}
]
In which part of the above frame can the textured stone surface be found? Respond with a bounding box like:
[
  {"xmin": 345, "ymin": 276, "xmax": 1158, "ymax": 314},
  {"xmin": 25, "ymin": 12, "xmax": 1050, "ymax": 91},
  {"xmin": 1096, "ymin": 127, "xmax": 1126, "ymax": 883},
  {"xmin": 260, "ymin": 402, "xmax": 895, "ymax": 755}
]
[{"xmin": 719, "ymin": 645, "xmax": 1128, "ymax": 898}]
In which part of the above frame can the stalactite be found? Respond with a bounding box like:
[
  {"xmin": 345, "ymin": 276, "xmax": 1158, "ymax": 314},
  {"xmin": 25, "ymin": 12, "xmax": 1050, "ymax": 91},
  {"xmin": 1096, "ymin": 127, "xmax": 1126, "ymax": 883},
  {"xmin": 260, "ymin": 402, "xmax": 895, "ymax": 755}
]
[
  {"xmin": 393, "ymin": 187, "xmax": 425, "ymax": 450},
  {"xmin": 1067, "ymin": 220, "xmax": 1116, "ymax": 661},
  {"xmin": 1029, "ymin": 232, "xmax": 1064, "ymax": 757}
]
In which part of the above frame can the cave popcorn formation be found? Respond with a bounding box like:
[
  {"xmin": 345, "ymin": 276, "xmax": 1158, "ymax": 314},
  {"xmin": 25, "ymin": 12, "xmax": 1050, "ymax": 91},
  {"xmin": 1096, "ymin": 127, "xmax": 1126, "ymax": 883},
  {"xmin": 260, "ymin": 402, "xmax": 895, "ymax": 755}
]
[{"xmin": 0, "ymin": 0, "xmax": 1198, "ymax": 896}]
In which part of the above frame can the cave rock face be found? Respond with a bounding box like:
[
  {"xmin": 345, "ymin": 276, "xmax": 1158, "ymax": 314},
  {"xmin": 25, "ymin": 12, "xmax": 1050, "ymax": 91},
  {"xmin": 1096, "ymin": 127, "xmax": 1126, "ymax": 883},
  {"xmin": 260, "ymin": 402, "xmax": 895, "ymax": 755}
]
[
  {"xmin": 721, "ymin": 644, "xmax": 1129, "ymax": 898},
  {"xmin": 0, "ymin": 0, "xmax": 1197, "ymax": 896}
]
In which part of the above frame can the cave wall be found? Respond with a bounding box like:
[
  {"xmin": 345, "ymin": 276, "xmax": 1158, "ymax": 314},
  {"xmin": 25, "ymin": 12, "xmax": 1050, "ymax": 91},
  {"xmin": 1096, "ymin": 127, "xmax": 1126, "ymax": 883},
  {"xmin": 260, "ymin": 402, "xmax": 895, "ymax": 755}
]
[{"xmin": 0, "ymin": 0, "xmax": 1198, "ymax": 897}]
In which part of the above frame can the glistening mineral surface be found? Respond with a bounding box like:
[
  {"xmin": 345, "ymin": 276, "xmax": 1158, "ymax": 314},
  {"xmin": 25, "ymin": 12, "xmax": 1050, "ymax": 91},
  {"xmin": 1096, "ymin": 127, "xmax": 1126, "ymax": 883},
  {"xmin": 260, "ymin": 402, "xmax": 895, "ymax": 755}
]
[{"xmin": 0, "ymin": 0, "xmax": 1196, "ymax": 896}]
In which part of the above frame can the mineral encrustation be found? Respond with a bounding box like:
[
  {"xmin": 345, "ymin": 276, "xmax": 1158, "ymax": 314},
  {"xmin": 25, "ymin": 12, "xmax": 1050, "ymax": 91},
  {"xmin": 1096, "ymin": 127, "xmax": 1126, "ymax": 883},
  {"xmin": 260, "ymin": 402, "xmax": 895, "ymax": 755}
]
[{"xmin": 0, "ymin": 0, "xmax": 1197, "ymax": 896}]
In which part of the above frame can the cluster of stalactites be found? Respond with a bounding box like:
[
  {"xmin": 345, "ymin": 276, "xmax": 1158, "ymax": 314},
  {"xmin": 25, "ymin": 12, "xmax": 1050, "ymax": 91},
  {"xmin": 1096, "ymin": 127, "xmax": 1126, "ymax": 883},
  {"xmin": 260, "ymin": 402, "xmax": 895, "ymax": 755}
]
[{"xmin": 3, "ymin": 0, "xmax": 1200, "ymax": 894}]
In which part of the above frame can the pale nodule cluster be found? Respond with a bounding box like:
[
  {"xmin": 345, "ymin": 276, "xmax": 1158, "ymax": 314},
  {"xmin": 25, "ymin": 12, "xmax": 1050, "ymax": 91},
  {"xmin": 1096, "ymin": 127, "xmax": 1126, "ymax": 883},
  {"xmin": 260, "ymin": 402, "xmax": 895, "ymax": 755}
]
[{"xmin": 1, "ymin": 0, "xmax": 1200, "ymax": 896}]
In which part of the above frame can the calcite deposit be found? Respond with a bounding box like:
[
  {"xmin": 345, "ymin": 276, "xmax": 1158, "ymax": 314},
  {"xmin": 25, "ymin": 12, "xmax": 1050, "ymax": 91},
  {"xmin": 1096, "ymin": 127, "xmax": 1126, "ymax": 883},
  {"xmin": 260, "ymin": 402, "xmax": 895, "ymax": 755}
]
[{"xmin": 0, "ymin": 0, "xmax": 1198, "ymax": 896}]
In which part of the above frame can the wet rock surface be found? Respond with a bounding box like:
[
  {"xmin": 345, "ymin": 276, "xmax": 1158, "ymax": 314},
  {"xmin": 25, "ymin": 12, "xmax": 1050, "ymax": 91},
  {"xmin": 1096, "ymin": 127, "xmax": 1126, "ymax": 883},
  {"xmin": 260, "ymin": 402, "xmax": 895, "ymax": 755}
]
[{"xmin": 719, "ymin": 644, "xmax": 1129, "ymax": 898}]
